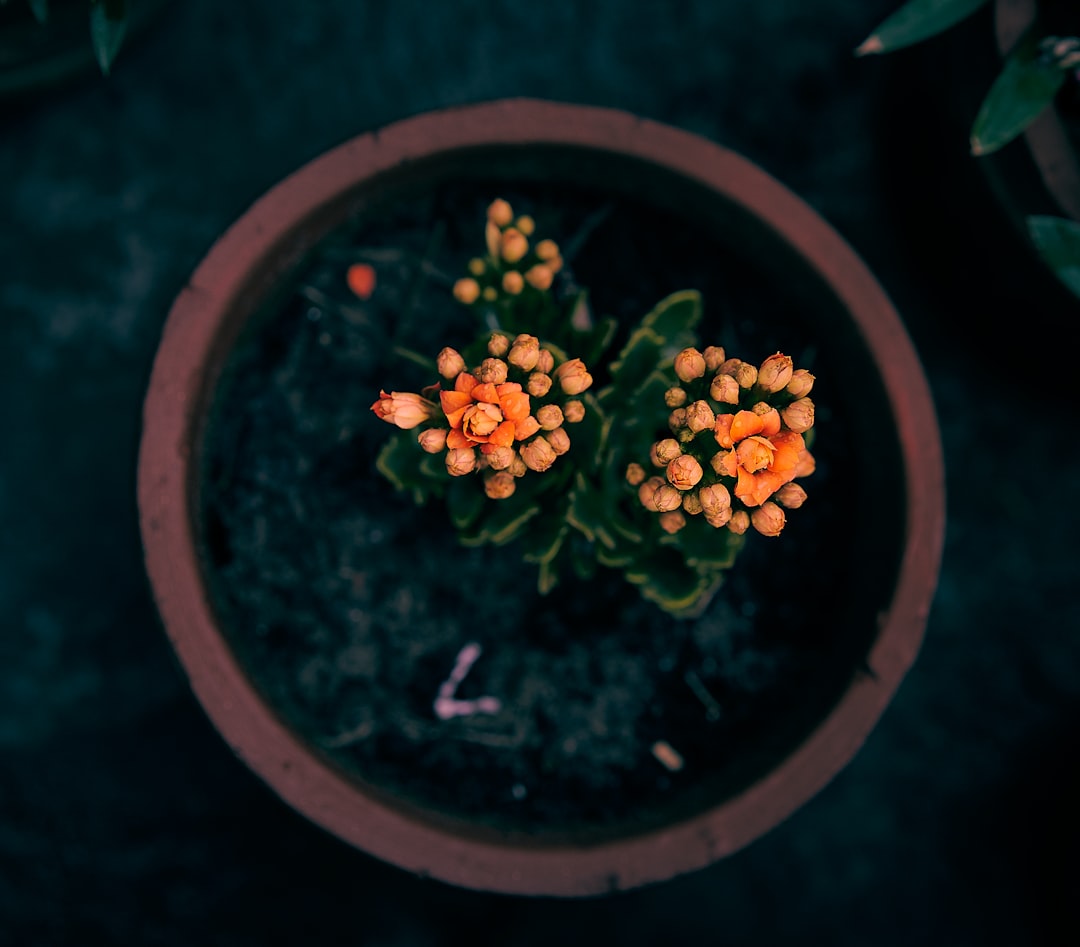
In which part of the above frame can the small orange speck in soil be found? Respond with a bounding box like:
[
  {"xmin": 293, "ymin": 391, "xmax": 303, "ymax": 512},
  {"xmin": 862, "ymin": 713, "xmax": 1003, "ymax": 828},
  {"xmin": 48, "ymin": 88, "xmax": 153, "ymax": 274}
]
[{"xmin": 346, "ymin": 263, "xmax": 376, "ymax": 300}]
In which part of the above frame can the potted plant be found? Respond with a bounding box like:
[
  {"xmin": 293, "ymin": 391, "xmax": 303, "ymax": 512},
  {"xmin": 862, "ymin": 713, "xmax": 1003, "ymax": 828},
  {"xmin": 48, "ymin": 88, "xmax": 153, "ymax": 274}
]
[{"xmin": 137, "ymin": 99, "xmax": 945, "ymax": 896}]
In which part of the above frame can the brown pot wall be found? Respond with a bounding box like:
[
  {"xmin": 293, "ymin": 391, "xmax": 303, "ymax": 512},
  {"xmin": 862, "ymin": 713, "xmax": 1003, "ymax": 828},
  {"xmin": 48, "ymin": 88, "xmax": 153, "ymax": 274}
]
[{"xmin": 137, "ymin": 99, "xmax": 945, "ymax": 896}]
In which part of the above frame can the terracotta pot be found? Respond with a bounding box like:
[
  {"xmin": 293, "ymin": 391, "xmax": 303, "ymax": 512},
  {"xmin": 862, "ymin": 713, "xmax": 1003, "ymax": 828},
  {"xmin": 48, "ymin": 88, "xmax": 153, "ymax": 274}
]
[
  {"xmin": 994, "ymin": 0, "xmax": 1080, "ymax": 220},
  {"xmin": 137, "ymin": 99, "xmax": 945, "ymax": 896}
]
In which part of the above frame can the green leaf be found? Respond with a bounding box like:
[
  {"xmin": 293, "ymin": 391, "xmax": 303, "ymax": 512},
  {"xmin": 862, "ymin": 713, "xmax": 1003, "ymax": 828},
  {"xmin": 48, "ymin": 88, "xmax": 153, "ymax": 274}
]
[
  {"xmin": 625, "ymin": 555, "xmax": 714, "ymax": 618},
  {"xmin": 459, "ymin": 495, "xmax": 541, "ymax": 546},
  {"xmin": 970, "ymin": 31, "xmax": 1066, "ymax": 156},
  {"xmin": 640, "ymin": 289, "xmax": 702, "ymax": 347},
  {"xmin": 1028, "ymin": 215, "xmax": 1080, "ymax": 300},
  {"xmin": 29, "ymin": 0, "xmax": 48, "ymax": 24},
  {"xmin": 661, "ymin": 518, "xmax": 745, "ymax": 569},
  {"xmin": 90, "ymin": 0, "xmax": 129, "ymax": 76},
  {"xmin": 855, "ymin": 0, "xmax": 988, "ymax": 56},
  {"xmin": 603, "ymin": 326, "xmax": 665, "ymax": 402},
  {"xmin": 445, "ymin": 478, "xmax": 485, "ymax": 530}
]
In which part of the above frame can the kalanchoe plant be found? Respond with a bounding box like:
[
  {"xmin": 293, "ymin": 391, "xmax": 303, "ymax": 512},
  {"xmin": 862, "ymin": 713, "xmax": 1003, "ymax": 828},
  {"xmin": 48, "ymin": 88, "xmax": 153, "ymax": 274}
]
[{"xmin": 370, "ymin": 200, "xmax": 817, "ymax": 617}]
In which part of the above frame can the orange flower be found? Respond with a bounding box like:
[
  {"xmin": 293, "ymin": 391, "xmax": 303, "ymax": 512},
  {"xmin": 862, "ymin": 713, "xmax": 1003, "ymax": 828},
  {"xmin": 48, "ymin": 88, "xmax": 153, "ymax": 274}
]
[
  {"xmin": 439, "ymin": 372, "xmax": 532, "ymax": 453},
  {"xmin": 371, "ymin": 390, "xmax": 439, "ymax": 429},
  {"xmin": 712, "ymin": 409, "xmax": 804, "ymax": 507}
]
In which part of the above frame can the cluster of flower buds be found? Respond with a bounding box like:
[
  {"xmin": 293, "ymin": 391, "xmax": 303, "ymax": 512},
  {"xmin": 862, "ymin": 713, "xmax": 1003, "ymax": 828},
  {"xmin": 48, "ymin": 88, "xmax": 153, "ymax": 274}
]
[
  {"xmin": 451, "ymin": 198, "xmax": 564, "ymax": 306},
  {"xmin": 372, "ymin": 332, "xmax": 592, "ymax": 499},
  {"xmin": 628, "ymin": 347, "xmax": 816, "ymax": 537}
]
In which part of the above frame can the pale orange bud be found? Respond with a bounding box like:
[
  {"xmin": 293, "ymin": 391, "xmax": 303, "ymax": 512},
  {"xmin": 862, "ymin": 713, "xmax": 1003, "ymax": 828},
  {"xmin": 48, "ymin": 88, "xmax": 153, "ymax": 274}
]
[
  {"xmin": 436, "ymin": 347, "xmax": 466, "ymax": 379},
  {"xmin": 710, "ymin": 373, "xmax": 739, "ymax": 405},
  {"xmin": 525, "ymin": 264, "xmax": 554, "ymax": 291},
  {"xmin": 544, "ymin": 427, "xmax": 570, "ymax": 455},
  {"xmin": 736, "ymin": 435, "xmax": 775, "ymax": 473},
  {"xmin": 453, "ymin": 278, "xmax": 481, "ymax": 305},
  {"xmin": 487, "ymin": 333, "xmax": 510, "ymax": 357},
  {"xmin": 487, "ymin": 198, "xmax": 513, "ymax": 227},
  {"xmin": 547, "ymin": 255, "xmax": 564, "ymax": 273},
  {"xmin": 698, "ymin": 483, "xmax": 732, "ymax": 517},
  {"xmin": 468, "ymin": 257, "xmax": 486, "ymax": 277},
  {"xmin": 659, "ymin": 510, "xmax": 687, "ymax": 534},
  {"xmin": 734, "ymin": 362, "xmax": 758, "ymax": 389},
  {"xmin": 652, "ymin": 484, "xmax": 683, "ymax": 512},
  {"xmin": 509, "ymin": 454, "xmax": 528, "ymax": 477},
  {"xmin": 703, "ymin": 345, "xmax": 726, "ymax": 371},
  {"xmin": 553, "ymin": 358, "xmax": 592, "ymax": 395},
  {"xmin": 484, "ymin": 471, "xmax": 517, "ymax": 500},
  {"xmin": 626, "ymin": 462, "xmax": 647, "ymax": 486},
  {"xmin": 674, "ymin": 347, "xmax": 707, "ymax": 382},
  {"xmin": 757, "ymin": 353, "xmax": 794, "ymax": 393},
  {"xmin": 445, "ymin": 447, "xmax": 477, "ymax": 476},
  {"xmin": 536, "ymin": 349, "xmax": 555, "ymax": 374},
  {"xmin": 667, "ymin": 454, "xmax": 704, "ymax": 490},
  {"xmin": 665, "ymin": 387, "xmax": 688, "ymax": 408},
  {"xmin": 371, "ymin": 390, "xmax": 439, "ymax": 429},
  {"xmin": 535, "ymin": 239, "xmax": 560, "ymax": 261},
  {"xmin": 705, "ymin": 507, "xmax": 733, "ymax": 529},
  {"xmin": 751, "ymin": 501, "xmax": 786, "ymax": 537},
  {"xmin": 515, "ymin": 215, "xmax": 536, "ymax": 236},
  {"xmin": 727, "ymin": 510, "xmax": 751, "ymax": 535},
  {"xmin": 527, "ymin": 372, "xmax": 552, "ymax": 397},
  {"xmin": 486, "ymin": 445, "xmax": 515, "ymax": 470},
  {"xmin": 718, "ymin": 357, "xmax": 743, "ymax": 375},
  {"xmin": 485, "ymin": 221, "xmax": 501, "ymax": 259},
  {"xmin": 786, "ymin": 369, "xmax": 815, "ymax": 398},
  {"xmin": 752, "ymin": 402, "xmax": 782, "ymax": 433},
  {"xmin": 794, "ymin": 448, "xmax": 816, "ymax": 479},
  {"xmin": 710, "ymin": 448, "xmax": 736, "ymax": 478},
  {"xmin": 682, "ymin": 491, "xmax": 703, "ymax": 515},
  {"xmin": 782, "ymin": 397, "xmax": 815, "ymax": 433},
  {"xmin": 478, "ymin": 357, "xmax": 508, "ymax": 385},
  {"xmin": 638, "ymin": 476, "xmax": 665, "ymax": 509},
  {"xmin": 774, "ymin": 482, "xmax": 807, "ymax": 509},
  {"xmin": 501, "ymin": 228, "xmax": 529, "ymax": 264},
  {"xmin": 677, "ymin": 427, "xmax": 696, "ymax": 444},
  {"xmin": 685, "ymin": 399, "xmax": 716, "ymax": 434},
  {"xmin": 563, "ymin": 399, "xmax": 585, "ymax": 423},
  {"xmin": 502, "ymin": 270, "xmax": 525, "ymax": 295},
  {"xmin": 536, "ymin": 404, "xmax": 564, "ymax": 430},
  {"xmin": 482, "ymin": 286, "xmax": 498, "ymax": 302},
  {"xmin": 651, "ymin": 438, "xmax": 682, "ymax": 466},
  {"xmin": 520, "ymin": 436, "xmax": 557, "ymax": 472},
  {"xmin": 668, "ymin": 407, "xmax": 688, "ymax": 431},
  {"xmin": 508, "ymin": 334, "xmax": 540, "ymax": 371},
  {"xmin": 417, "ymin": 428, "xmax": 448, "ymax": 453}
]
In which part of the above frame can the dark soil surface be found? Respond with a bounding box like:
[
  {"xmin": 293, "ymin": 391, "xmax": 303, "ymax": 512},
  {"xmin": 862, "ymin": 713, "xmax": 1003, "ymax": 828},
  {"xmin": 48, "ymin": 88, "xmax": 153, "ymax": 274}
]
[{"xmin": 199, "ymin": 183, "xmax": 879, "ymax": 838}]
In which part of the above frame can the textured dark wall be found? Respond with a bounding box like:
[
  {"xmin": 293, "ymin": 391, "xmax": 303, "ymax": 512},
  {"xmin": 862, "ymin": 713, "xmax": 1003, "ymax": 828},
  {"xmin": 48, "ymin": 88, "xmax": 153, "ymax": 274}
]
[{"xmin": 3, "ymin": 1, "xmax": 1078, "ymax": 944}]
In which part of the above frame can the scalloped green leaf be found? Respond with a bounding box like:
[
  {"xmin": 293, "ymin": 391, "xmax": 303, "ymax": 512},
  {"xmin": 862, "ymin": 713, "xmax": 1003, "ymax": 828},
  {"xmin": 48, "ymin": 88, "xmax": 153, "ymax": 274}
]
[
  {"xmin": 855, "ymin": 0, "xmax": 988, "ymax": 56},
  {"xmin": 602, "ymin": 325, "xmax": 665, "ymax": 402},
  {"xmin": 640, "ymin": 289, "xmax": 702, "ymax": 347},
  {"xmin": 970, "ymin": 30, "xmax": 1065, "ymax": 156},
  {"xmin": 660, "ymin": 518, "xmax": 744, "ymax": 569},
  {"xmin": 446, "ymin": 478, "xmax": 485, "ymax": 530},
  {"xmin": 1028, "ymin": 215, "xmax": 1080, "ymax": 299}
]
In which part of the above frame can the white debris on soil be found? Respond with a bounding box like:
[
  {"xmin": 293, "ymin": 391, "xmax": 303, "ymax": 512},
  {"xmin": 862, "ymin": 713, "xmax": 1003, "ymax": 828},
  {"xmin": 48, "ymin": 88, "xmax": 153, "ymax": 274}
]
[{"xmin": 433, "ymin": 642, "xmax": 502, "ymax": 721}]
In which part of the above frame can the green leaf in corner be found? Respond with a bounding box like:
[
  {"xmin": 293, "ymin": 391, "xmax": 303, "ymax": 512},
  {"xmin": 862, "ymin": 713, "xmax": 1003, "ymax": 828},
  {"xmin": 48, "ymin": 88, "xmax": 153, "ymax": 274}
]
[
  {"xmin": 970, "ymin": 32, "xmax": 1066, "ymax": 156},
  {"xmin": 1028, "ymin": 215, "xmax": 1080, "ymax": 300},
  {"xmin": 28, "ymin": 0, "xmax": 48, "ymax": 24},
  {"xmin": 90, "ymin": 0, "xmax": 129, "ymax": 76},
  {"xmin": 855, "ymin": 0, "xmax": 988, "ymax": 56}
]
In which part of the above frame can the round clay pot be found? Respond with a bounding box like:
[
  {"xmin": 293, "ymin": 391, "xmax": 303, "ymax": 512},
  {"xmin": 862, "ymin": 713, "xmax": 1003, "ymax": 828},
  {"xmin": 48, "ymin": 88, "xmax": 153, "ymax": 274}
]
[
  {"xmin": 994, "ymin": 0, "xmax": 1080, "ymax": 220},
  {"xmin": 137, "ymin": 99, "xmax": 945, "ymax": 896}
]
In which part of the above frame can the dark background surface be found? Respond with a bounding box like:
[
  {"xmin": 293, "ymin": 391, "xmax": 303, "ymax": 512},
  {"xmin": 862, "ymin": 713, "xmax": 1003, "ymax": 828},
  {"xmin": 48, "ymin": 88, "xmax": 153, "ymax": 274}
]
[{"xmin": 3, "ymin": 1, "xmax": 1079, "ymax": 944}]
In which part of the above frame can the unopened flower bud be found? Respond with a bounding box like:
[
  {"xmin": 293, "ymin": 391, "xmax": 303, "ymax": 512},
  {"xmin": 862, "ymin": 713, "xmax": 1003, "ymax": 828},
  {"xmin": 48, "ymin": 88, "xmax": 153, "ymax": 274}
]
[
  {"xmin": 685, "ymin": 399, "xmax": 716, "ymax": 434},
  {"xmin": 774, "ymin": 482, "xmax": 807, "ymax": 509},
  {"xmin": 453, "ymin": 278, "xmax": 481, "ymax": 305},
  {"xmin": 509, "ymin": 454, "xmax": 528, "ymax": 477},
  {"xmin": 536, "ymin": 349, "xmax": 555, "ymax": 374},
  {"xmin": 554, "ymin": 358, "xmax": 592, "ymax": 395},
  {"xmin": 484, "ymin": 471, "xmax": 517, "ymax": 500},
  {"xmin": 487, "ymin": 333, "xmax": 510, "ymax": 357},
  {"xmin": 478, "ymin": 357, "xmax": 508, "ymax": 385},
  {"xmin": 674, "ymin": 347, "xmax": 707, "ymax": 382},
  {"xmin": 544, "ymin": 427, "xmax": 570, "ymax": 455},
  {"xmin": 678, "ymin": 427, "xmax": 696, "ymax": 444},
  {"xmin": 710, "ymin": 373, "xmax": 739, "ymax": 405},
  {"xmin": 682, "ymin": 491, "xmax": 703, "ymax": 515},
  {"xmin": 445, "ymin": 447, "xmax": 477, "ymax": 477},
  {"xmin": 508, "ymin": 334, "xmax": 540, "ymax": 371},
  {"xmin": 417, "ymin": 428, "xmax": 448, "ymax": 453},
  {"xmin": 668, "ymin": 407, "xmax": 688, "ymax": 431},
  {"xmin": 482, "ymin": 286, "xmax": 498, "ymax": 302},
  {"xmin": 486, "ymin": 445, "xmax": 515, "ymax": 470},
  {"xmin": 667, "ymin": 454, "xmax": 704, "ymax": 490},
  {"xmin": 562, "ymin": 399, "xmax": 585, "ymax": 423},
  {"xmin": 527, "ymin": 372, "xmax": 552, "ymax": 397},
  {"xmin": 437, "ymin": 348, "xmax": 466, "ymax": 379},
  {"xmin": 705, "ymin": 507, "xmax": 733, "ymax": 529},
  {"xmin": 718, "ymin": 357, "xmax": 743, "ymax": 376},
  {"xmin": 520, "ymin": 436, "xmax": 557, "ymax": 472},
  {"xmin": 371, "ymin": 390, "xmax": 439, "ymax": 429},
  {"xmin": 536, "ymin": 404, "xmax": 564, "ymax": 430},
  {"xmin": 751, "ymin": 501, "xmax": 786, "ymax": 537},
  {"xmin": 703, "ymin": 346, "xmax": 726, "ymax": 371},
  {"xmin": 535, "ymin": 239, "xmax": 560, "ymax": 261},
  {"xmin": 652, "ymin": 438, "xmax": 682, "ymax": 466},
  {"xmin": 626, "ymin": 462, "xmax": 646, "ymax": 486},
  {"xmin": 794, "ymin": 448, "xmax": 816, "ymax": 479},
  {"xmin": 734, "ymin": 362, "xmax": 758, "ymax": 389},
  {"xmin": 786, "ymin": 369, "xmax": 815, "ymax": 398},
  {"xmin": 515, "ymin": 215, "xmax": 535, "ymax": 236},
  {"xmin": 757, "ymin": 353, "xmax": 794, "ymax": 394},
  {"xmin": 525, "ymin": 264, "xmax": 554, "ymax": 291},
  {"xmin": 698, "ymin": 483, "xmax": 731, "ymax": 518},
  {"xmin": 782, "ymin": 397, "xmax": 815, "ymax": 433},
  {"xmin": 665, "ymin": 387, "xmax": 688, "ymax": 408},
  {"xmin": 659, "ymin": 511, "xmax": 687, "ymax": 534},
  {"xmin": 501, "ymin": 228, "xmax": 529, "ymax": 264},
  {"xmin": 652, "ymin": 484, "xmax": 683, "ymax": 512},
  {"xmin": 638, "ymin": 476, "xmax": 665, "ymax": 508},
  {"xmin": 727, "ymin": 510, "xmax": 750, "ymax": 535},
  {"xmin": 468, "ymin": 257, "xmax": 486, "ymax": 277},
  {"xmin": 502, "ymin": 270, "xmax": 524, "ymax": 295},
  {"xmin": 752, "ymin": 402, "xmax": 782, "ymax": 431},
  {"xmin": 485, "ymin": 221, "xmax": 501, "ymax": 259},
  {"xmin": 487, "ymin": 198, "xmax": 514, "ymax": 227}
]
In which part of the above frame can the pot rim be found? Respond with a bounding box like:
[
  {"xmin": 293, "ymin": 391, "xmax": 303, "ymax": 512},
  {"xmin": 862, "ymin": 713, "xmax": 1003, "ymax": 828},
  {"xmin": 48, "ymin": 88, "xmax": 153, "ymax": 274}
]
[{"xmin": 137, "ymin": 97, "xmax": 945, "ymax": 896}]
